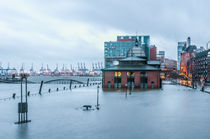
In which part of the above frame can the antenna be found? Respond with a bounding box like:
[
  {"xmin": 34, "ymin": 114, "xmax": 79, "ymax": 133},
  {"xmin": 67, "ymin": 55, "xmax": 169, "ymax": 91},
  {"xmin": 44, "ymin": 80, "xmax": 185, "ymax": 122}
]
[
  {"xmin": 98, "ymin": 62, "xmax": 100, "ymax": 69},
  {"xmin": 95, "ymin": 62, "xmax": 97, "ymax": 69},
  {"xmin": 22, "ymin": 63, "xmax": 24, "ymax": 70},
  {"xmin": 7, "ymin": 62, "xmax": 10, "ymax": 69},
  {"xmin": 30, "ymin": 63, "xmax": 34, "ymax": 72},
  {"xmin": 80, "ymin": 62, "xmax": 83, "ymax": 69},
  {"xmin": 62, "ymin": 64, "xmax": 64, "ymax": 71},
  {"xmin": 77, "ymin": 63, "xmax": 80, "ymax": 69},
  {"xmin": 56, "ymin": 64, "xmax": 58, "ymax": 70}
]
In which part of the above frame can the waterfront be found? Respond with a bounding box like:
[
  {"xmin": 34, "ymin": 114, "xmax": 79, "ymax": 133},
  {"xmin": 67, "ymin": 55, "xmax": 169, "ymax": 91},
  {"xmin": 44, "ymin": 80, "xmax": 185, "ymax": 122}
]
[{"xmin": 1, "ymin": 84, "xmax": 210, "ymax": 139}]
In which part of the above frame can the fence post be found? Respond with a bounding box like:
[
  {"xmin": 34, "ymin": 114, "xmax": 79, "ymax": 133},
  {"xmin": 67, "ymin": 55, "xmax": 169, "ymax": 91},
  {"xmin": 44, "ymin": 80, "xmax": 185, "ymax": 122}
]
[{"xmin": 39, "ymin": 81, "xmax": 44, "ymax": 95}]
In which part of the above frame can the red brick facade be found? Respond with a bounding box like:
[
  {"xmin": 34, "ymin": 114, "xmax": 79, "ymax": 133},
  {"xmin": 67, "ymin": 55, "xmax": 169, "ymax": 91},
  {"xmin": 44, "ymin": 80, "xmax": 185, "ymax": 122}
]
[
  {"xmin": 103, "ymin": 71, "xmax": 160, "ymax": 89},
  {"xmin": 150, "ymin": 46, "xmax": 157, "ymax": 60}
]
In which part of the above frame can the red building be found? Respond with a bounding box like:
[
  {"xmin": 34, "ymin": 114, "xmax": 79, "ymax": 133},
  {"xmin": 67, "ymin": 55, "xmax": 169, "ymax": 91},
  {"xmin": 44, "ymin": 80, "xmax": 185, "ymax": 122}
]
[
  {"xmin": 180, "ymin": 52, "xmax": 195, "ymax": 75},
  {"xmin": 150, "ymin": 45, "xmax": 157, "ymax": 60},
  {"xmin": 164, "ymin": 58, "xmax": 177, "ymax": 71},
  {"xmin": 102, "ymin": 40, "xmax": 161, "ymax": 89}
]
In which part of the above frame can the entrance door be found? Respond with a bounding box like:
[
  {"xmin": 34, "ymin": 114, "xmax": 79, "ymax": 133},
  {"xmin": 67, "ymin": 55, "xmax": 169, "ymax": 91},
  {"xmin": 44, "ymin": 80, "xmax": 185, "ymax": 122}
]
[
  {"xmin": 114, "ymin": 72, "xmax": 121, "ymax": 89},
  {"xmin": 127, "ymin": 72, "xmax": 135, "ymax": 89},
  {"xmin": 151, "ymin": 81, "xmax": 154, "ymax": 89},
  {"xmin": 140, "ymin": 72, "xmax": 148, "ymax": 89},
  {"xmin": 107, "ymin": 81, "xmax": 111, "ymax": 88}
]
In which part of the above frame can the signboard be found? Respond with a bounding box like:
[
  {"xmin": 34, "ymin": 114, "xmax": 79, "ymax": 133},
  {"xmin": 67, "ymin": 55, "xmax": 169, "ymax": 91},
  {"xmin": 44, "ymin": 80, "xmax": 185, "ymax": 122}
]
[{"xmin": 18, "ymin": 102, "xmax": 28, "ymax": 113}]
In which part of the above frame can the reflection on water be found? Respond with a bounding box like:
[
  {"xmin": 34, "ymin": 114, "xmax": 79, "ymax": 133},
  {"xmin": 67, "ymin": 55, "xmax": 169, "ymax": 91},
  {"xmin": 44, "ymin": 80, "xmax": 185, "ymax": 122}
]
[{"xmin": 15, "ymin": 124, "xmax": 29, "ymax": 139}]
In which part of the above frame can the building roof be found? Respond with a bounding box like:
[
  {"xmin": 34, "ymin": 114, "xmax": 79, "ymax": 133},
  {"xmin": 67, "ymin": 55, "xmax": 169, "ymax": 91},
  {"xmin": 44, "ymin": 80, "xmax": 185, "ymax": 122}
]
[
  {"xmin": 127, "ymin": 46, "xmax": 146, "ymax": 57},
  {"xmin": 119, "ymin": 56, "xmax": 146, "ymax": 62},
  {"xmin": 147, "ymin": 60, "xmax": 161, "ymax": 65},
  {"xmin": 102, "ymin": 64, "xmax": 160, "ymax": 71}
]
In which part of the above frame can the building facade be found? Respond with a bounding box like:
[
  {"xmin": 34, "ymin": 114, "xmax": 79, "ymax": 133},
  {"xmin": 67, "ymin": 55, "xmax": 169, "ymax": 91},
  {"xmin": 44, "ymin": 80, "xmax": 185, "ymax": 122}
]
[
  {"xmin": 102, "ymin": 39, "xmax": 160, "ymax": 89},
  {"xmin": 157, "ymin": 51, "xmax": 165, "ymax": 71},
  {"xmin": 164, "ymin": 58, "xmax": 177, "ymax": 71},
  {"xmin": 104, "ymin": 36, "xmax": 150, "ymax": 68},
  {"xmin": 150, "ymin": 45, "xmax": 157, "ymax": 60},
  {"xmin": 177, "ymin": 42, "xmax": 186, "ymax": 70},
  {"xmin": 178, "ymin": 37, "xmax": 197, "ymax": 75},
  {"xmin": 187, "ymin": 49, "xmax": 210, "ymax": 83}
]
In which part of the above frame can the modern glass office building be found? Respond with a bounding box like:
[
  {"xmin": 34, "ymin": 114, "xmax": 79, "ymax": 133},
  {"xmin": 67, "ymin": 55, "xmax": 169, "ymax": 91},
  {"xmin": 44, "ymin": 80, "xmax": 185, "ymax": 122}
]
[{"xmin": 104, "ymin": 35, "xmax": 150, "ymax": 68}]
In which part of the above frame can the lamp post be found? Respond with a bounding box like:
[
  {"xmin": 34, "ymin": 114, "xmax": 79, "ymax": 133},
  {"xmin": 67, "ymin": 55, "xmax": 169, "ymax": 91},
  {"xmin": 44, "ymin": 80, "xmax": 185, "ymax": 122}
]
[
  {"xmin": 15, "ymin": 74, "xmax": 31, "ymax": 124},
  {"xmin": 129, "ymin": 71, "xmax": 133, "ymax": 95},
  {"xmin": 96, "ymin": 85, "xmax": 100, "ymax": 110}
]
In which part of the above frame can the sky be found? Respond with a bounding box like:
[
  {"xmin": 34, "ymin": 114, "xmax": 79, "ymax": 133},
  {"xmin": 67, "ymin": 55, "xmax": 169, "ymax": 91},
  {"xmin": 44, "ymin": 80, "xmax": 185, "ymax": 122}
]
[{"xmin": 0, "ymin": 0, "xmax": 210, "ymax": 70}]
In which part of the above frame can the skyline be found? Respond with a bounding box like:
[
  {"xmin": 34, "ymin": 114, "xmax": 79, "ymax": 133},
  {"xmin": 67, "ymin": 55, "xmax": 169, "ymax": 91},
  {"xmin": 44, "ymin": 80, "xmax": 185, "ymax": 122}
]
[{"xmin": 0, "ymin": 0, "xmax": 210, "ymax": 69}]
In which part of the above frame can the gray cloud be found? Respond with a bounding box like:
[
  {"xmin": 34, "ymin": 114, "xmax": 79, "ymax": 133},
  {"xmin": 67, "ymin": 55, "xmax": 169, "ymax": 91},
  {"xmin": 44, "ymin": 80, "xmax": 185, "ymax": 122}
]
[{"xmin": 0, "ymin": 0, "xmax": 210, "ymax": 70}]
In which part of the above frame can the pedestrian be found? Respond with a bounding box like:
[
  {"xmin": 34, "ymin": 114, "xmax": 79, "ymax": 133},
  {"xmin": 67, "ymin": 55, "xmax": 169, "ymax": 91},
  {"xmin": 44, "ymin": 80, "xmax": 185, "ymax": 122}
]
[{"xmin": 201, "ymin": 80, "xmax": 205, "ymax": 92}]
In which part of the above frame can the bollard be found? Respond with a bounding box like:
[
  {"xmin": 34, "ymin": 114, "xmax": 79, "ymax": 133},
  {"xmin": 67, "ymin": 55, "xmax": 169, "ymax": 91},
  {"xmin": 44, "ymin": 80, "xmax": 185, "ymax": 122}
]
[
  {"xmin": 87, "ymin": 78, "xmax": 89, "ymax": 86},
  {"xmin": 13, "ymin": 93, "xmax": 16, "ymax": 99},
  {"xmin": 96, "ymin": 85, "xmax": 100, "ymax": 110},
  {"xmin": 63, "ymin": 87, "xmax": 65, "ymax": 90},
  {"xmin": 56, "ymin": 88, "xmax": 59, "ymax": 91},
  {"xmin": 27, "ymin": 91, "xmax": 30, "ymax": 96},
  {"xmin": 69, "ymin": 80, "xmax": 72, "ymax": 90},
  {"xmin": 74, "ymin": 85, "xmax": 76, "ymax": 88},
  {"xmin": 48, "ymin": 89, "xmax": 51, "ymax": 93}
]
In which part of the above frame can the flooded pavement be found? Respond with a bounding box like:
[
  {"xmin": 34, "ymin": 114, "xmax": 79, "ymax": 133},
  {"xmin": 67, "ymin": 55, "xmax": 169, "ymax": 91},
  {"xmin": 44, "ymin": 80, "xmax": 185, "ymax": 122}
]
[{"xmin": 0, "ymin": 84, "xmax": 210, "ymax": 139}]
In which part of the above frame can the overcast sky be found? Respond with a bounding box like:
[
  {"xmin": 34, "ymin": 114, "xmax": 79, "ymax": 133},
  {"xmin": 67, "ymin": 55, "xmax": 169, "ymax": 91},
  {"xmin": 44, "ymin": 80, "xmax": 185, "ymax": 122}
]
[{"xmin": 0, "ymin": 0, "xmax": 209, "ymax": 70}]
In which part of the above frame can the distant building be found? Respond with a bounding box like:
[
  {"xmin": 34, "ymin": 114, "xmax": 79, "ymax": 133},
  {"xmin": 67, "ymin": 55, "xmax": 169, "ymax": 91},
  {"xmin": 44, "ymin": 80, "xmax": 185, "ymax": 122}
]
[
  {"xmin": 187, "ymin": 49, "xmax": 210, "ymax": 83},
  {"xmin": 102, "ymin": 38, "xmax": 161, "ymax": 89},
  {"xmin": 104, "ymin": 35, "xmax": 150, "ymax": 68},
  {"xmin": 164, "ymin": 58, "xmax": 177, "ymax": 71},
  {"xmin": 157, "ymin": 51, "xmax": 165, "ymax": 71},
  {"xmin": 180, "ymin": 52, "xmax": 195, "ymax": 75},
  {"xmin": 157, "ymin": 51, "xmax": 165, "ymax": 60},
  {"xmin": 179, "ymin": 37, "xmax": 197, "ymax": 75},
  {"xmin": 177, "ymin": 42, "xmax": 186, "ymax": 70},
  {"xmin": 196, "ymin": 46, "xmax": 205, "ymax": 53},
  {"xmin": 150, "ymin": 45, "xmax": 157, "ymax": 60}
]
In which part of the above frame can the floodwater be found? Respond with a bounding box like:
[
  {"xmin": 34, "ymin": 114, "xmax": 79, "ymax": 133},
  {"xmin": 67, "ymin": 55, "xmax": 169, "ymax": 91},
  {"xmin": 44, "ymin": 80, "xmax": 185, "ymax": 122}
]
[{"xmin": 0, "ymin": 83, "xmax": 210, "ymax": 139}]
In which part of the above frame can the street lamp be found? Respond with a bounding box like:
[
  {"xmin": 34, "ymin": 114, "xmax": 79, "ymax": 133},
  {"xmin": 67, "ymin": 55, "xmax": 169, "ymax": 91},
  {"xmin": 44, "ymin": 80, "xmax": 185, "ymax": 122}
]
[{"xmin": 15, "ymin": 73, "xmax": 31, "ymax": 124}]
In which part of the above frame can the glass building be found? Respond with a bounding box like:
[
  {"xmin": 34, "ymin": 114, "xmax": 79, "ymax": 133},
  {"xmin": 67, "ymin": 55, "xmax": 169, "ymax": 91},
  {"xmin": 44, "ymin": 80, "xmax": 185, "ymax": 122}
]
[{"xmin": 104, "ymin": 35, "xmax": 150, "ymax": 68}]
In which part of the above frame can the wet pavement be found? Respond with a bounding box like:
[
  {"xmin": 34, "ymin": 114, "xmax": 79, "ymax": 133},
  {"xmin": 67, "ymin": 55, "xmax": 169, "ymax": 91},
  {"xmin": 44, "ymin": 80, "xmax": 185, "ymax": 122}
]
[{"xmin": 0, "ymin": 84, "xmax": 210, "ymax": 139}]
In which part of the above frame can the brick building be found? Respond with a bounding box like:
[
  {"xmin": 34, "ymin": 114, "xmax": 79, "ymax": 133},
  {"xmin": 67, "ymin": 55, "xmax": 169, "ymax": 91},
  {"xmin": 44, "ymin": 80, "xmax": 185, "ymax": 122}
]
[
  {"xmin": 164, "ymin": 58, "xmax": 177, "ymax": 71},
  {"xmin": 102, "ymin": 39, "xmax": 161, "ymax": 89},
  {"xmin": 187, "ymin": 49, "xmax": 210, "ymax": 83},
  {"xmin": 150, "ymin": 45, "xmax": 157, "ymax": 60}
]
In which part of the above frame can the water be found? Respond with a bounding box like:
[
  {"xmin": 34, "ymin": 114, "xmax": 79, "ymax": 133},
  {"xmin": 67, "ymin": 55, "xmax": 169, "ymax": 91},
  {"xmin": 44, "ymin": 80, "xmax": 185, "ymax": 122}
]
[
  {"xmin": 0, "ymin": 84, "xmax": 210, "ymax": 139},
  {"xmin": 0, "ymin": 83, "xmax": 76, "ymax": 99}
]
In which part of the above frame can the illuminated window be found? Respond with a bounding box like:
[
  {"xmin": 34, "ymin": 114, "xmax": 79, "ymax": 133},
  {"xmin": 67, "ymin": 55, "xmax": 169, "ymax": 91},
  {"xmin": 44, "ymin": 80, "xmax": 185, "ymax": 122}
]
[
  {"xmin": 115, "ymin": 72, "xmax": 121, "ymax": 77},
  {"xmin": 127, "ymin": 72, "xmax": 135, "ymax": 76}
]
